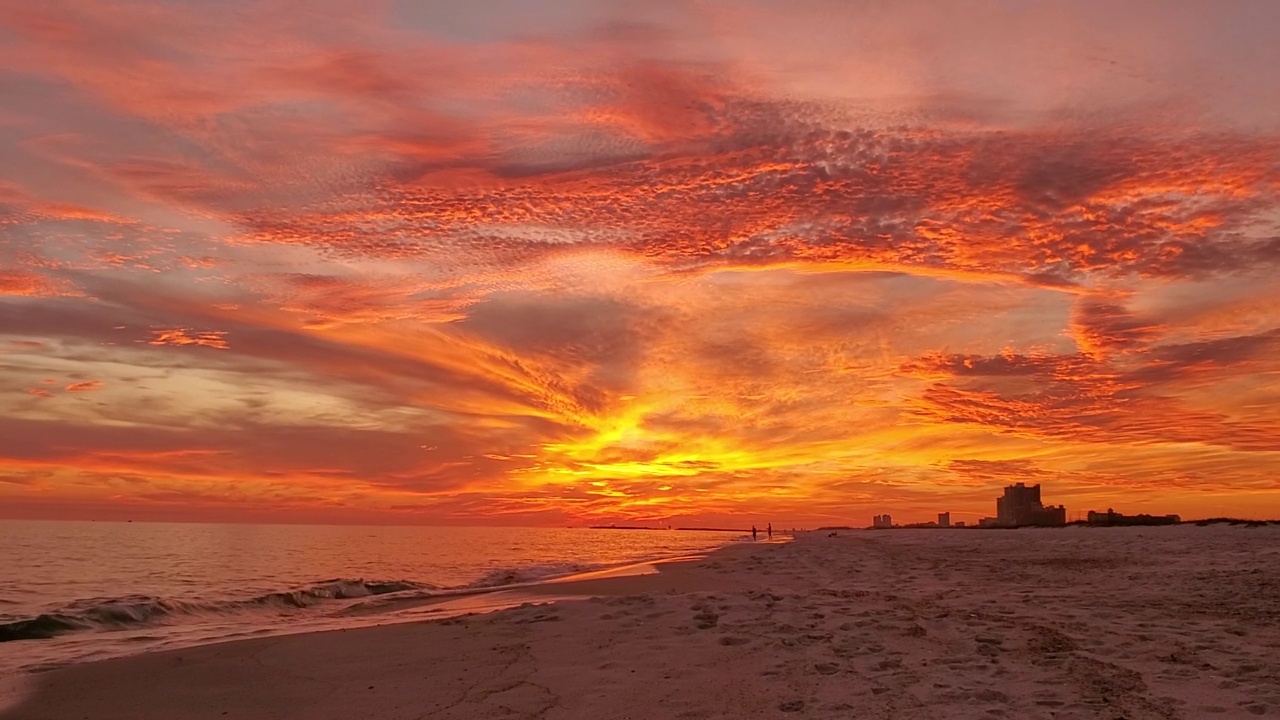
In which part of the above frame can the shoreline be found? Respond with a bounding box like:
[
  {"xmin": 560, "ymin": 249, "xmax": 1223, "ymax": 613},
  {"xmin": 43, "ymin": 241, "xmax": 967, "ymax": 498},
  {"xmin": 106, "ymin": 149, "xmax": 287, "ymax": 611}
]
[
  {"xmin": 0, "ymin": 539, "xmax": 767, "ymax": 677},
  {"xmin": 4, "ymin": 526, "xmax": 1278, "ymax": 719},
  {"xmin": 0, "ymin": 538, "xmax": 778, "ymax": 717},
  {"xmin": 330, "ymin": 545, "xmax": 769, "ymax": 622}
]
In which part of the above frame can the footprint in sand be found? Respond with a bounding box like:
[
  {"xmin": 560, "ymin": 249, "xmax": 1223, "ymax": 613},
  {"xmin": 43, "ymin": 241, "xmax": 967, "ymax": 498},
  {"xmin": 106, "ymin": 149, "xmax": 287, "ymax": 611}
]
[
  {"xmin": 873, "ymin": 657, "xmax": 903, "ymax": 671},
  {"xmin": 694, "ymin": 612, "xmax": 718, "ymax": 629},
  {"xmin": 974, "ymin": 689, "xmax": 1009, "ymax": 703}
]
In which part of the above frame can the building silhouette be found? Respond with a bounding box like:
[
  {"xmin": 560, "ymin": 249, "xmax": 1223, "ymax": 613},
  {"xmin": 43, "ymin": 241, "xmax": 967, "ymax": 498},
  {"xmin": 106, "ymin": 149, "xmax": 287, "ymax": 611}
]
[
  {"xmin": 1087, "ymin": 508, "xmax": 1119, "ymax": 524},
  {"xmin": 988, "ymin": 483, "xmax": 1066, "ymax": 527},
  {"xmin": 1087, "ymin": 508, "xmax": 1180, "ymax": 526},
  {"xmin": 872, "ymin": 514, "xmax": 893, "ymax": 528},
  {"xmin": 937, "ymin": 512, "xmax": 950, "ymax": 528}
]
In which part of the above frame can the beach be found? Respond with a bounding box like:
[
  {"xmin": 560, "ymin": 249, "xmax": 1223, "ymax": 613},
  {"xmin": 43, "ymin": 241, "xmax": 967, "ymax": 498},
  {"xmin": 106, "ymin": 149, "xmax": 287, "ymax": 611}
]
[{"xmin": 4, "ymin": 525, "xmax": 1279, "ymax": 720}]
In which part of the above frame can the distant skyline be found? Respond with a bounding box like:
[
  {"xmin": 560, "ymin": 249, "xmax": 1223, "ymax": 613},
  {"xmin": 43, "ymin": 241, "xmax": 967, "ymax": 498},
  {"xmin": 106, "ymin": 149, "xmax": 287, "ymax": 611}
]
[{"xmin": 2, "ymin": 0, "xmax": 1279, "ymax": 526}]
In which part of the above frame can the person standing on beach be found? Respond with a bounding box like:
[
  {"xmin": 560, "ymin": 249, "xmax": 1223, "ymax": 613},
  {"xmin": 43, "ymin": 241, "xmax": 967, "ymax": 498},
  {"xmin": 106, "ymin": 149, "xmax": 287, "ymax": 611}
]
[
  {"xmin": 767, "ymin": 523, "xmax": 772, "ymax": 539},
  {"xmin": 752, "ymin": 525, "xmax": 757, "ymax": 540}
]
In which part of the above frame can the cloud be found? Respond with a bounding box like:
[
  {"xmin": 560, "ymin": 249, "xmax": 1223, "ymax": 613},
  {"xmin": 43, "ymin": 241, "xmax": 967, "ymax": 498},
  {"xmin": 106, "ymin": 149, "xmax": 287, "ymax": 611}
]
[
  {"xmin": 148, "ymin": 329, "xmax": 229, "ymax": 349},
  {"xmin": 249, "ymin": 272, "xmax": 483, "ymax": 328},
  {"xmin": 4, "ymin": 1, "xmax": 1276, "ymax": 288},
  {"xmin": 1132, "ymin": 329, "xmax": 1280, "ymax": 387},
  {"xmin": 1070, "ymin": 298, "xmax": 1162, "ymax": 357},
  {"xmin": 902, "ymin": 329, "xmax": 1280, "ymax": 453},
  {"xmin": 0, "ymin": 414, "xmax": 515, "ymax": 498},
  {"xmin": 943, "ymin": 459, "xmax": 1053, "ymax": 488},
  {"xmin": 0, "ymin": 271, "xmax": 78, "ymax": 297},
  {"xmin": 1, "ymin": 0, "xmax": 1279, "ymax": 523},
  {"xmin": 900, "ymin": 350, "xmax": 1075, "ymax": 379}
]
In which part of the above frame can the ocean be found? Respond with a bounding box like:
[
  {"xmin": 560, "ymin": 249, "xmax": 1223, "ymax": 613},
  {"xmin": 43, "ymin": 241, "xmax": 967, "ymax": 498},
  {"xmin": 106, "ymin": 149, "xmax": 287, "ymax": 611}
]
[{"xmin": 0, "ymin": 521, "xmax": 743, "ymax": 675}]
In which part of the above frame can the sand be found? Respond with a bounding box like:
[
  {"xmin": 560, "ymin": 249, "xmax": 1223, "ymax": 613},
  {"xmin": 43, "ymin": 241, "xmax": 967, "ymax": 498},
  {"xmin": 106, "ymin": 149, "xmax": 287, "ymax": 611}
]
[{"xmin": 3, "ymin": 525, "xmax": 1279, "ymax": 719}]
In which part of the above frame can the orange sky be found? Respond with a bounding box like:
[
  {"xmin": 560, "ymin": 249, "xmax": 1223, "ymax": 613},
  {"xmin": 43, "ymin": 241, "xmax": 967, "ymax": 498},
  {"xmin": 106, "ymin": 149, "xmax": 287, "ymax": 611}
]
[{"xmin": 2, "ymin": 0, "xmax": 1279, "ymax": 526}]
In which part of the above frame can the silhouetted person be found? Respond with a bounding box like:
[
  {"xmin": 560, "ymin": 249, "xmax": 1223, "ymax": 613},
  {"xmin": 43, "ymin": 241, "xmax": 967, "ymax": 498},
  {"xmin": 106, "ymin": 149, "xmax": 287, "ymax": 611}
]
[
  {"xmin": 767, "ymin": 523, "xmax": 772, "ymax": 539},
  {"xmin": 752, "ymin": 525, "xmax": 757, "ymax": 540}
]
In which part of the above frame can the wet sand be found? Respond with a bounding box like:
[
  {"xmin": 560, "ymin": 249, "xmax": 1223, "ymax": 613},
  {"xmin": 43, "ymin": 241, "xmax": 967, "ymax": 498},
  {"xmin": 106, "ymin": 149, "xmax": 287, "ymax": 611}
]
[{"xmin": 3, "ymin": 525, "xmax": 1279, "ymax": 719}]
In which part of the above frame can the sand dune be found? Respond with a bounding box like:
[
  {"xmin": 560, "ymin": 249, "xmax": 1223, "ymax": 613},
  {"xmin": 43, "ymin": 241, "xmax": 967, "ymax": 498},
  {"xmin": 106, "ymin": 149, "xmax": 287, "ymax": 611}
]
[{"xmin": 3, "ymin": 525, "xmax": 1278, "ymax": 719}]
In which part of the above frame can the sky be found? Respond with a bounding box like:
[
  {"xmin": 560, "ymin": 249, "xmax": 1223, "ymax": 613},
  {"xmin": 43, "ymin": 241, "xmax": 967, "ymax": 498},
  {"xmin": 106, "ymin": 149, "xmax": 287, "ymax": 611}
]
[{"xmin": 1, "ymin": 0, "xmax": 1278, "ymax": 526}]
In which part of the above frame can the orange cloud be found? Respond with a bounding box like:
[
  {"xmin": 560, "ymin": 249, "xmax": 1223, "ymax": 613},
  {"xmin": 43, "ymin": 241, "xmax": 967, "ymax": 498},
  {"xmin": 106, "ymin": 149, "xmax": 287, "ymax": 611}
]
[
  {"xmin": 1069, "ymin": 298, "xmax": 1163, "ymax": 358},
  {"xmin": 1, "ymin": 0, "xmax": 1279, "ymax": 526},
  {"xmin": 0, "ymin": 271, "xmax": 77, "ymax": 297},
  {"xmin": 901, "ymin": 332, "xmax": 1280, "ymax": 453},
  {"xmin": 148, "ymin": 329, "xmax": 229, "ymax": 349}
]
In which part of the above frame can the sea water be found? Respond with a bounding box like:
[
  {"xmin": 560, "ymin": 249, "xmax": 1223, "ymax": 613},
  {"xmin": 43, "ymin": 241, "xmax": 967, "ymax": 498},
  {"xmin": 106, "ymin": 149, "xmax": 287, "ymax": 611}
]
[{"xmin": 0, "ymin": 521, "xmax": 742, "ymax": 674}]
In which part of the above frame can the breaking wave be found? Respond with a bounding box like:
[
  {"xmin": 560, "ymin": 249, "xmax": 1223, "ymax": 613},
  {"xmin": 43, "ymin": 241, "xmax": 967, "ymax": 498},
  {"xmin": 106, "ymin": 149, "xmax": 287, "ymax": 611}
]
[
  {"xmin": 0, "ymin": 563, "xmax": 622, "ymax": 643},
  {"xmin": 0, "ymin": 579, "xmax": 427, "ymax": 643},
  {"xmin": 0, "ymin": 551, "xmax": 714, "ymax": 645}
]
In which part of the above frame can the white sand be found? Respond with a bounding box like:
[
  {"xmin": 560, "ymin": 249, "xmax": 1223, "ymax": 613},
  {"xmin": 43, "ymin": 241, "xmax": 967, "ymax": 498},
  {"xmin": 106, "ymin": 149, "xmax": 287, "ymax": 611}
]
[{"xmin": 3, "ymin": 525, "xmax": 1279, "ymax": 719}]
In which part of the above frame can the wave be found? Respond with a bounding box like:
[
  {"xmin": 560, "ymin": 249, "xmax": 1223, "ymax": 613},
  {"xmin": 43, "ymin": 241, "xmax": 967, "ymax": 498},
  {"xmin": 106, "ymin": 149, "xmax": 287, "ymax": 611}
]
[
  {"xmin": 463, "ymin": 562, "xmax": 606, "ymax": 589},
  {"xmin": 0, "ymin": 579, "xmax": 428, "ymax": 643},
  {"xmin": 1, "ymin": 555, "xmax": 703, "ymax": 644},
  {"xmin": 0, "ymin": 565, "xmax": 607, "ymax": 643}
]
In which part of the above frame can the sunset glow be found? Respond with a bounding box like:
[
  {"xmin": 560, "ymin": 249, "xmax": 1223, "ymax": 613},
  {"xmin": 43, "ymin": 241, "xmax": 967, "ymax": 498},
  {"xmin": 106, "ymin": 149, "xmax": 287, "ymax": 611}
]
[{"xmin": 2, "ymin": 0, "xmax": 1279, "ymax": 525}]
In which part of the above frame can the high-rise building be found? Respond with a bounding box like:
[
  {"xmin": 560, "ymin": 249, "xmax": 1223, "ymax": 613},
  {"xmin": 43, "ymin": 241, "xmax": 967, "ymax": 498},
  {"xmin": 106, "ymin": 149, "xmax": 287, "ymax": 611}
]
[
  {"xmin": 872, "ymin": 514, "xmax": 893, "ymax": 528},
  {"xmin": 937, "ymin": 512, "xmax": 950, "ymax": 528},
  {"xmin": 996, "ymin": 482, "xmax": 1040, "ymax": 525},
  {"xmin": 994, "ymin": 483, "xmax": 1066, "ymax": 526}
]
